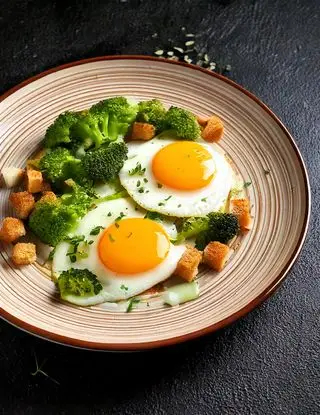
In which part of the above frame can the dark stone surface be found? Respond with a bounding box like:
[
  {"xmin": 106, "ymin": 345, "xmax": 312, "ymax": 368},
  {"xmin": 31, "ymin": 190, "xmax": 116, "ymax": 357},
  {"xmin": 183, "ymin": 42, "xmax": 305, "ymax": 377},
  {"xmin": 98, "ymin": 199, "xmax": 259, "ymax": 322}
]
[{"xmin": 0, "ymin": 0, "xmax": 319, "ymax": 414}]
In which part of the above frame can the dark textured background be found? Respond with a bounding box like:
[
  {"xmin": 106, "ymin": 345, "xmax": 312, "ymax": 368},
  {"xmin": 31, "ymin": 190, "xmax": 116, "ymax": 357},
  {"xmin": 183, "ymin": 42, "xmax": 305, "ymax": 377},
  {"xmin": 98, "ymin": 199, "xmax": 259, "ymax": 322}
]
[{"xmin": 0, "ymin": 0, "xmax": 319, "ymax": 414}]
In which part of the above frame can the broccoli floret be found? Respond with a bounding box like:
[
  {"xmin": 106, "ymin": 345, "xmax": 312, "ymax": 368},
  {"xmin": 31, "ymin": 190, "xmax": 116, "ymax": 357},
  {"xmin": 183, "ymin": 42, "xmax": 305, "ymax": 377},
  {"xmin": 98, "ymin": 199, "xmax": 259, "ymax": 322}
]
[
  {"xmin": 29, "ymin": 182, "xmax": 93, "ymax": 246},
  {"xmin": 136, "ymin": 99, "xmax": 167, "ymax": 132},
  {"xmin": 175, "ymin": 216, "xmax": 210, "ymax": 243},
  {"xmin": 82, "ymin": 141, "xmax": 128, "ymax": 182},
  {"xmin": 176, "ymin": 212, "xmax": 239, "ymax": 249},
  {"xmin": 44, "ymin": 111, "xmax": 80, "ymax": 148},
  {"xmin": 61, "ymin": 179, "xmax": 93, "ymax": 217},
  {"xmin": 57, "ymin": 269, "xmax": 102, "ymax": 299},
  {"xmin": 195, "ymin": 212, "xmax": 240, "ymax": 249},
  {"xmin": 70, "ymin": 112, "xmax": 106, "ymax": 149},
  {"xmin": 164, "ymin": 106, "xmax": 201, "ymax": 140},
  {"xmin": 39, "ymin": 148, "xmax": 83, "ymax": 186},
  {"xmin": 90, "ymin": 96, "xmax": 137, "ymax": 141},
  {"xmin": 29, "ymin": 199, "xmax": 78, "ymax": 246}
]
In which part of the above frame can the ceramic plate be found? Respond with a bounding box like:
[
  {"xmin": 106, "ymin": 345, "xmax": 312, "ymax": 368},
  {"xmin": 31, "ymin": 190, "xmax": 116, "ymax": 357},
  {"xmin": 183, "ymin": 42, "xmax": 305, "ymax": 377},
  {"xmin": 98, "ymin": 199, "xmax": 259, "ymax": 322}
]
[{"xmin": 0, "ymin": 56, "xmax": 310, "ymax": 350}]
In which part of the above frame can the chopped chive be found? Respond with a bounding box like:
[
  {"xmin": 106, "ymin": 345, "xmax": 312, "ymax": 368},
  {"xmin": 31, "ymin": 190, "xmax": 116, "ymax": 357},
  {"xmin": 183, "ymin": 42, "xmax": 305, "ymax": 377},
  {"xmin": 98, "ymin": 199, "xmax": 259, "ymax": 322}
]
[
  {"xmin": 90, "ymin": 225, "xmax": 105, "ymax": 236},
  {"xmin": 138, "ymin": 187, "xmax": 144, "ymax": 193},
  {"xmin": 126, "ymin": 297, "xmax": 140, "ymax": 313},
  {"xmin": 136, "ymin": 180, "xmax": 141, "ymax": 187},
  {"xmin": 165, "ymin": 195, "xmax": 172, "ymax": 201},
  {"xmin": 129, "ymin": 163, "xmax": 146, "ymax": 176},
  {"xmin": 158, "ymin": 202, "xmax": 165, "ymax": 206},
  {"xmin": 107, "ymin": 212, "xmax": 112, "ymax": 217},
  {"xmin": 243, "ymin": 181, "xmax": 252, "ymax": 188},
  {"xmin": 178, "ymin": 204, "xmax": 182, "ymax": 208},
  {"xmin": 88, "ymin": 240, "xmax": 94, "ymax": 245},
  {"xmin": 143, "ymin": 178, "xmax": 148, "ymax": 183},
  {"xmin": 120, "ymin": 284, "xmax": 128, "ymax": 291},
  {"xmin": 201, "ymin": 197, "xmax": 207, "ymax": 202}
]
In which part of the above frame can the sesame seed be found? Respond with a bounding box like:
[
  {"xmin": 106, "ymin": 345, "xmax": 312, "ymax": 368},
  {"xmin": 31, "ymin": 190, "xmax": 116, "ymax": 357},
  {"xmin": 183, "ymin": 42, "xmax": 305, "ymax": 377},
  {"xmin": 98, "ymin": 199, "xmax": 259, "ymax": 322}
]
[
  {"xmin": 204, "ymin": 54, "xmax": 209, "ymax": 62},
  {"xmin": 186, "ymin": 33, "xmax": 195, "ymax": 37},
  {"xmin": 154, "ymin": 50, "xmax": 164, "ymax": 56},
  {"xmin": 152, "ymin": 33, "xmax": 158, "ymax": 38},
  {"xmin": 173, "ymin": 47, "xmax": 184, "ymax": 53},
  {"xmin": 185, "ymin": 40, "xmax": 195, "ymax": 47}
]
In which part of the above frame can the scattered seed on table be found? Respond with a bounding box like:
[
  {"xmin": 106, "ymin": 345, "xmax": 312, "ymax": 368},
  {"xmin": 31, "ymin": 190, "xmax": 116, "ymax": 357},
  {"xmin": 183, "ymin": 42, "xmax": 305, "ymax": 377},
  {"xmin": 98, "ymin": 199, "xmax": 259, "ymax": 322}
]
[
  {"xmin": 167, "ymin": 51, "xmax": 174, "ymax": 56},
  {"xmin": 186, "ymin": 33, "xmax": 195, "ymax": 37},
  {"xmin": 185, "ymin": 40, "xmax": 195, "ymax": 46},
  {"xmin": 173, "ymin": 47, "xmax": 184, "ymax": 53},
  {"xmin": 154, "ymin": 50, "xmax": 164, "ymax": 56}
]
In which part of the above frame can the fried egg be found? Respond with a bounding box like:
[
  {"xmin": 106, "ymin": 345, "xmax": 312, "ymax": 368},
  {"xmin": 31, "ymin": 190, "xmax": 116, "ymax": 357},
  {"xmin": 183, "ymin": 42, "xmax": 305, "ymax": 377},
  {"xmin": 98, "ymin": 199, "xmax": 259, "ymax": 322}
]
[
  {"xmin": 52, "ymin": 198, "xmax": 185, "ymax": 306},
  {"xmin": 119, "ymin": 138, "xmax": 233, "ymax": 217}
]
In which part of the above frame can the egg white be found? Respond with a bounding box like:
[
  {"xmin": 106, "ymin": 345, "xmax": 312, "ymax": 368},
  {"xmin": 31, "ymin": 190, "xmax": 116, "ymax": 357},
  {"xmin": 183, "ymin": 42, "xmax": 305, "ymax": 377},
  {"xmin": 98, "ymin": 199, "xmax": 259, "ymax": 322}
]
[
  {"xmin": 119, "ymin": 137, "xmax": 233, "ymax": 217},
  {"xmin": 52, "ymin": 197, "xmax": 185, "ymax": 306}
]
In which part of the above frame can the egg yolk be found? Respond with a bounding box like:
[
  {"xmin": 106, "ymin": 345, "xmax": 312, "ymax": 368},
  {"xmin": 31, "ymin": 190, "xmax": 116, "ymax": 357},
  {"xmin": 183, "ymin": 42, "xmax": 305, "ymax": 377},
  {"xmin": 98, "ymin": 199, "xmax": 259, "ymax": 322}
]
[
  {"xmin": 98, "ymin": 218, "xmax": 170, "ymax": 274},
  {"xmin": 152, "ymin": 141, "xmax": 215, "ymax": 190}
]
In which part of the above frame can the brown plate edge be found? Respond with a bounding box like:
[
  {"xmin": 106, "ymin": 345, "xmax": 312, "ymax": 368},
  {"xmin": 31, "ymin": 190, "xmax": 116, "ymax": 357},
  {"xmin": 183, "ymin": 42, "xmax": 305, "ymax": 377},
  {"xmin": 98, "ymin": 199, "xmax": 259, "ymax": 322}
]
[{"xmin": 0, "ymin": 55, "xmax": 311, "ymax": 351}]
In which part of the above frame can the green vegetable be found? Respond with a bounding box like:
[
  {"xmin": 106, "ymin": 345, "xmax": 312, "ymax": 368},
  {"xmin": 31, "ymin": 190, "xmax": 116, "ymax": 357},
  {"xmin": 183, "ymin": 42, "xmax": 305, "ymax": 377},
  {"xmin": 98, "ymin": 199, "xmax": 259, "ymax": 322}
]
[
  {"xmin": 89, "ymin": 96, "xmax": 138, "ymax": 141},
  {"xmin": 39, "ymin": 148, "xmax": 84, "ymax": 187},
  {"xmin": 29, "ymin": 199, "xmax": 78, "ymax": 246},
  {"xmin": 136, "ymin": 99, "xmax": 167, "ymax": 132},
  {"xmin": 144, "ymin": 211, "xmax": 164, "ymax": 222},
  {"xmin": 129, "ymin": 162, "xmax": 146, "ymax": 176},
  {"xmin": 70, "ymin": 112, "xmax": 106, "ymax": 149},
  {"xmin": 163, "ymin": 106, "xmax": 201, "ymax": 140},
  {"xmin": 29, "ymin": 181, "xmax": 93, "ymax": 246},
  {"xmin": 82, "ymin": 141, "xmax": 128, "ymax": 182},
  {"xmin": 90, "ymin": 226, "xmax": 105, "ymax": 236},
  {"xmin": 163, "ymin": 281, "xmax": 199, "ymax": 306},
  {"xmin": 195, "ymin": 212, "xmax": 240, "ymax": 250},
  {"xmin": 44, "ymin": 111, "xmax": 80, "ymax": 148},
  {"xmin": 176, "ymin": 212, "xmax": 239, "ymax": 249},
  {"xmin": 57, "ymin": 269, "xmax": 102, "ymax": 299},
  {"xmin": 126, "ymin": 297, "xmax": 140, "ymax": 312}
]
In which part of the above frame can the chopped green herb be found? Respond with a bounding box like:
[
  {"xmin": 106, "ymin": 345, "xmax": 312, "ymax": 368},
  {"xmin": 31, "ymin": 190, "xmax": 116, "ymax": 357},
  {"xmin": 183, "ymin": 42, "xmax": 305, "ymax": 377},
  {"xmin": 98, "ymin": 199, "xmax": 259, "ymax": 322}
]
[
  {"xmin": 88, "ymin": 240, "xmax": 94, "ymax": 245},
  {"xmin": 243, "ymin": 181, "xmax": 252, "ymax": 188},
  {"xmin": 121, "ymin": 284, "xmax": 128, "ymax": 291},
  {"xmin": 201, "ymin": 198, "xmax": 207, "ymax": 202},
  {"xmin": 126, "ymin": 297, "xmax": 140, "ymax": 313},
  {"xmin": 144, "ymin": 211, "xmax": 163, "ymax": 221},
  {"xmin": 115, "ymin": 212, "xmax": 125, "ymax": 222},
  {"xmin": 107, "ymin": 212, "xmax": 112, "ymax": 217},
  {"xmin": 129, "ymin": 162, "xmax": 146, "ymax": 176},
  {"xmin": 165, "ymin": 195, "xmax": 172, "ymax": 201},
  {"xmin": 90, "ymin": 226, "xmax": 105, "ymax": 236},
  {"xmin": 69, "ymin": 255, "xmax": 76, "ymax": 263},
  {"xmin": 138, "ymin": 187, "xmax": 144, "ymax": 193},
  {"xmin": 143, "ymin": 178, "xmax": 148, "ymax": 183},
  {"xmin": 108, "ymin": 234, "xmax": 115, "ymax": 243},
  {"xmin": 127, "ymin": 232, "xmax": 133, "ymax": 238},
  {"xmin": 157, "ymin": 183, "xmax": 163, "ymax": 188},
  {"xmin": 178, "ymin": 204, "xmax": 182, "ymax": 208},
  {"xmin": 136, "ymin": 180, "xmax": 141, "ymax": 187},
  {"xmin": 48, "ymin": 248, "xmax": 56, "ymax": 261},
  {"xmin": 158, "ymin": 202, "xmax": 165, "ymax": 206}
]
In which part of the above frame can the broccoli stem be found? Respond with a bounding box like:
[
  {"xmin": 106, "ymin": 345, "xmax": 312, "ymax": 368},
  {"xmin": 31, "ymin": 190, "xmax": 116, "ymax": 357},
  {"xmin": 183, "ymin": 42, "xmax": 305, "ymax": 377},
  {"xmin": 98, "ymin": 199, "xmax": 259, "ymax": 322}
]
[{"xmin": 163, "ymin": 281, "xmax": 199, "ymax": 306}]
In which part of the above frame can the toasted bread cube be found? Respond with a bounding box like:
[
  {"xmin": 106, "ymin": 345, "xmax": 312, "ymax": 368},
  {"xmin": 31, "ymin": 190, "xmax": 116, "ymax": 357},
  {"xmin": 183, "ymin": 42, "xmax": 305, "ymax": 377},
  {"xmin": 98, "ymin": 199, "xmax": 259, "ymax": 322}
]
[
  {"xmin": 9, "ymin": 191, "xmax": 35, "ymax": 219},
  {"xmin": 0, "ymin": 217, "xmax": 26, "ymax": 243},
  {"xmin": 201, "ymin": 115, "xmax": 224, "ymax": 142},
  {"xmin": 196, "ymin": 115, "xmax": 209, "ymax": 127},
  {"xmin": 131, "ymin": 122, "xmax": 156, "ymax": 141},
  {"xmin": 174, "ymin": 245, "xmax": 203, "ymax": 282},
  {"xmin": 12, "ymin": 243, "xmax": 36, "ymax": 265},
  {"xmin": 25, "ymin": 169, "xmax": 43, "ymax": 193},
  {"xmin": 230, "ymin": 198, "xmax": 252, "ymax": 231},
  {"xmin": 203, "ymin": 241, "xmax": 230, "ymax": 272},
  {"xmin": 39, "ymin": 191, "xmax": 57, "ymax": 203},
  {"xmin": 1, "ymin": 167, "xmax": 25, "ymax": 188}
]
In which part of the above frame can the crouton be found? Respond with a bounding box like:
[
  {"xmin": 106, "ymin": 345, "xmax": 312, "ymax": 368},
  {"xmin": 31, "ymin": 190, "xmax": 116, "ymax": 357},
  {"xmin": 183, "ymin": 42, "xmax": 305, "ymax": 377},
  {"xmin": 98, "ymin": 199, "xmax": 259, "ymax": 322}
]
[
  {"xmin": 174, "ymin": 245, "xmax": 203, "ymax": 282},
  {"xmin": 203, "ymin": 241, "xmax": 230, "ymax": 272},
  {"xmin": 230, "ymin": 198, "xmax": 252, "ymax": 231},
  {"xmin": 9, "ymin": 191, "xmax": 35, "ymax": 219},
  {"xmin": 1, "ymin": 167, "xmax": 25, "ymax": 188},
  {"xmin": 131, "ymin": 122, "xmax": 156, "ymax": 141},
  {"xmin": 196, "ymin": 115, "xmax": 209, "ymax": 127},
  {"xmin": 201, "ymin": 115, "xmax": 224, "ymax": 142},
  {"xmin": 39, "ymin": 191, "xmax": 56, "ymax": 203},
  {"xmin": 0, "ymin": 217, "xmax": 26, "ymax": 243},
  {"xmin": 25, "ymin": 168, "xmax": 43, "ymax": 193},
  {"xmin": 12, "ymin": 243, "xmax": 37, "ymax": 265}
]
